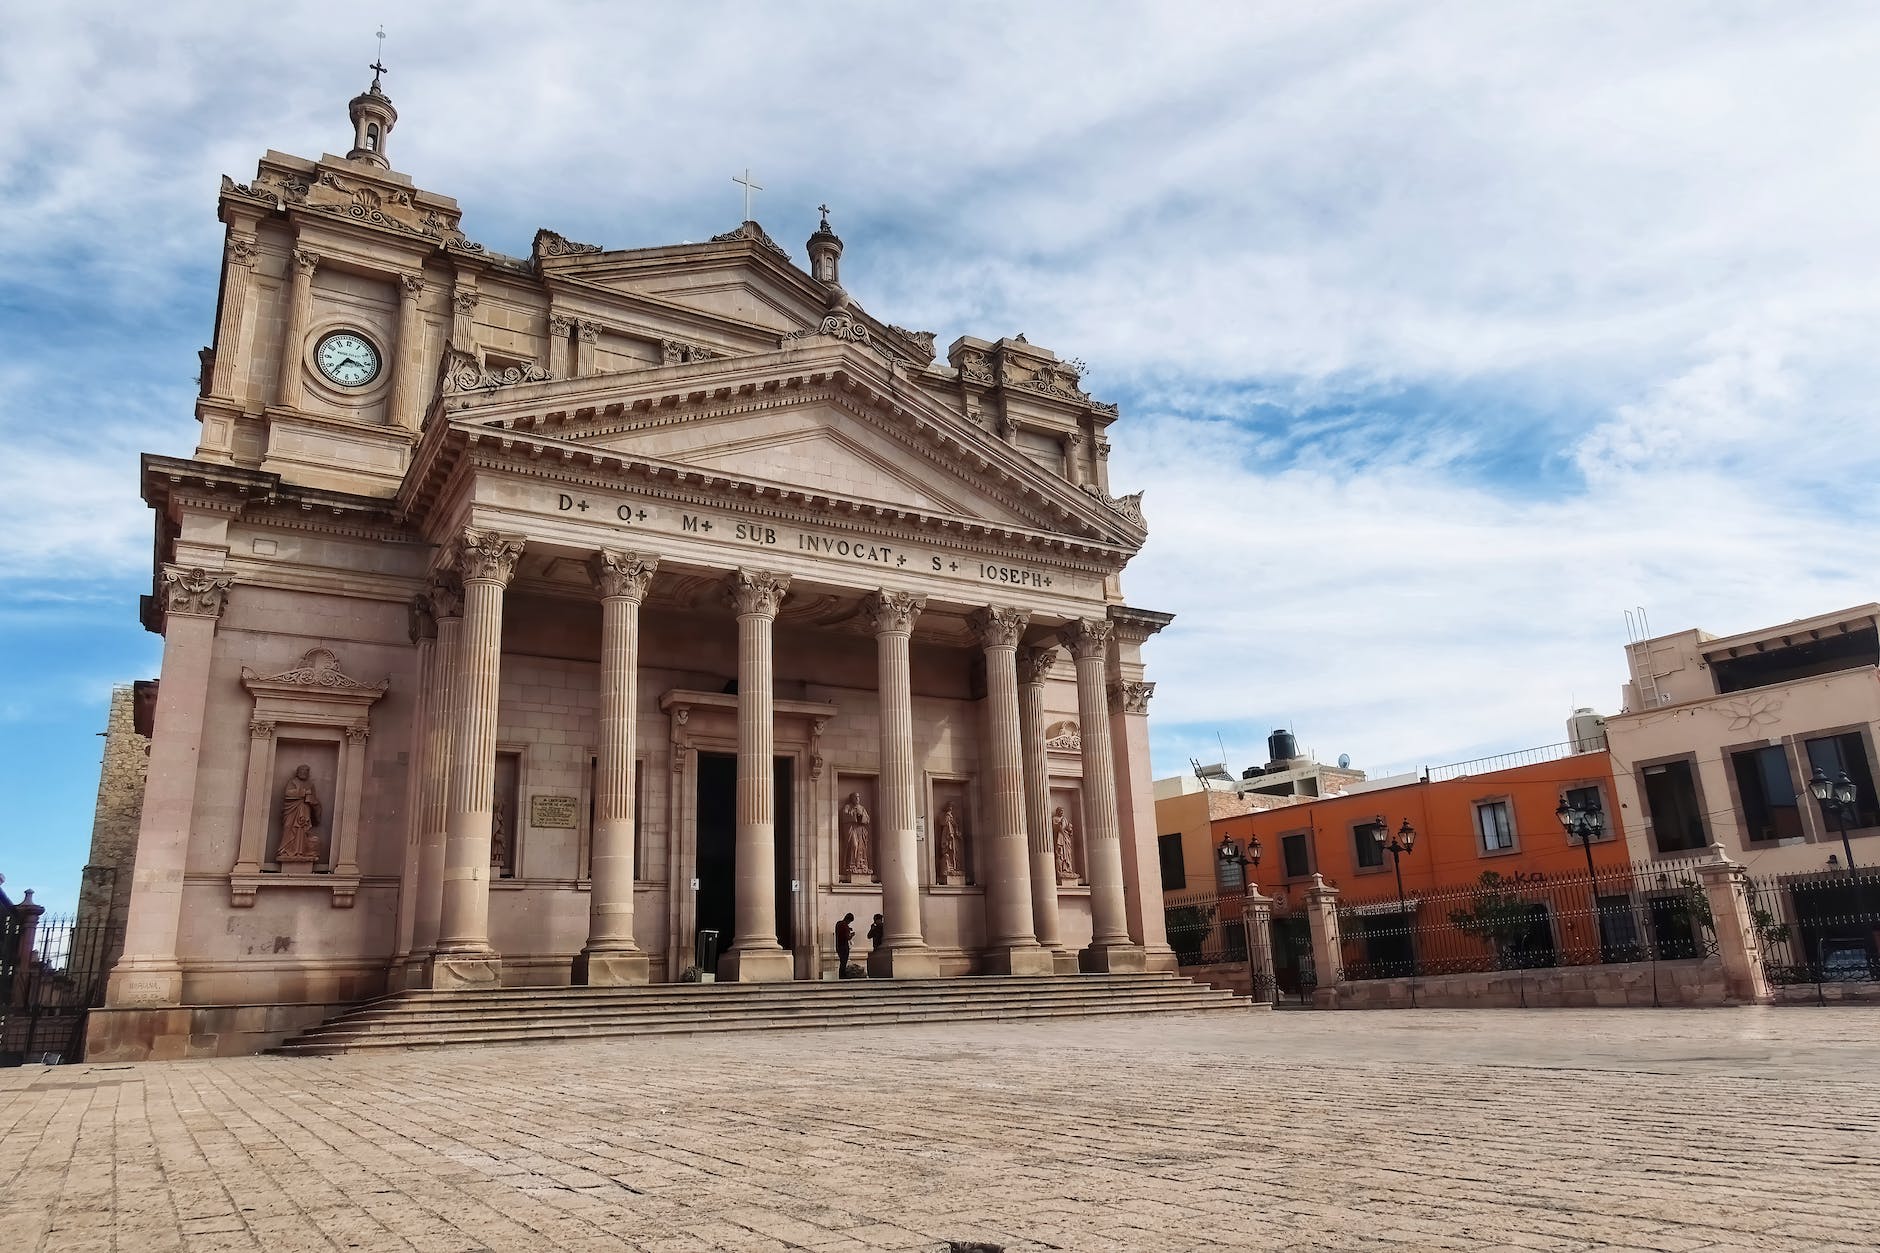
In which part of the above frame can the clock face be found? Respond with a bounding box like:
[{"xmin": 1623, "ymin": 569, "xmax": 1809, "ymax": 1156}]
[{"xmin": 314, "ymin": 332, "xmax": 381, "ymax": 387}]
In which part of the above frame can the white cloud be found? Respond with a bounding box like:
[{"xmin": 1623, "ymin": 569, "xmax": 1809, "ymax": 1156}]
[{"xmin": 3, "ymin": 0, "xmax": 1878, "ymax": 784}]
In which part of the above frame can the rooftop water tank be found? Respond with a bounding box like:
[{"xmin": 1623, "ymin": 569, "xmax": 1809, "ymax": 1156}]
[{"xmin": 1268, "ymin": 728, "xmax": 1298, "ymax": 764}]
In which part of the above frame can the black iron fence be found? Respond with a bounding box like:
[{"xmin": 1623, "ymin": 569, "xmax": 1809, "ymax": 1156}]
[
  {"xmin": 1334, "ymin": 859, "xmax": 1719, "ymax": 982},
  {"xmin": 1748, "ymin": 866, "xmax": 1880, "ymax": 989},
  {"xmin": 2, "ymin": 911, "xmax": 123, "ymax": 1065},
  {"xmin": 1162, "ymin": 889, "xmax": 1315, "ymax": 1003}
]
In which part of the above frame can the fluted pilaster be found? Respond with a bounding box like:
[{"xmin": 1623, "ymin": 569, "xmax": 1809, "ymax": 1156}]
[{"xmin": 276, "ymin": 247, "xmax": 318, "ymax": 410}]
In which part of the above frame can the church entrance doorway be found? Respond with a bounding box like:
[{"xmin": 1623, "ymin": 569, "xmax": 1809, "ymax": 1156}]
[{"xmin": 694, "ymin": 753, "xmax": 796, "ymax": 964}]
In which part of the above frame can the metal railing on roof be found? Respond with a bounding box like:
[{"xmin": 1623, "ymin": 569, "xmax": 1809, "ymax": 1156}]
[{"xmin": 1422, "ymin": 734, "xmax": 1608, "ymax": 783}]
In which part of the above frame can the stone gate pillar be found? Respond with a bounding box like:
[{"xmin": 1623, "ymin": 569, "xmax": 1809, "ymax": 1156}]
[
  {"xmin": 1304, "ymin": 873, "xmax": 1343, "ymax": 1008},
  {"xmin": 1697, "ymin": 843, "xmax": 1771, "ymax": 1004}
]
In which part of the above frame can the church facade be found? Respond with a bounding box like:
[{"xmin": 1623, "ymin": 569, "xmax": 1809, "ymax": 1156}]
[{"xmin": 91, "ymin": 73, "xmax": 1175, "ymax": 1058}]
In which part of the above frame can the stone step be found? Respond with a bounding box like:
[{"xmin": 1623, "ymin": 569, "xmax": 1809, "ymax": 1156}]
[
  {"xmin": 274, "ymin": 996, "xmax": 1244, "ymax": 1055},
  {"xmin": 272, "ymin": 974, "xmax": 1245, "ymax": 1055},
  {"xmin": 298, "ymin": 988, "xmax": 1232, "ymax": 1038}
]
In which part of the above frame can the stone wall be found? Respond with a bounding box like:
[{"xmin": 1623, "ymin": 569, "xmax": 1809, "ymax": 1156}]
[
  {"xmin": 75, "ymin": 685, "xmax": 149, "ymax": 955},
  {"xmin": 1768, "ymin": 980, "xmax": 1880, "ymax": 1005},
  {"xmin": 1320, "ymin": 958, "xmax": 1730, "ymax": 1009},
  {"xmin": 84, "ymin": 1002, "xmax": 349, "ymax": 1063}
]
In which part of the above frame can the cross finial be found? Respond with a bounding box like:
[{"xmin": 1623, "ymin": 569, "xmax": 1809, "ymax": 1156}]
[
  {"xmin": 733, "ymin": 168, "xmax": 763, "ymax": 222},
  {"xmin": 817, "ymin": 203, "xmax": 831, "ymax": 229},
  {"xmin": 369, "ymin": 26, "xmax": 387, "ymax": 90}
]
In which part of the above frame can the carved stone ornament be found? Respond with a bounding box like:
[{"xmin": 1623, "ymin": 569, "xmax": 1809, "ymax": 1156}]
[
  {"xmin": 710, "ymin": 220, "xmax": 791, "ymax": 260},
  {"xmin": 592, "ymin": 549, "xmax": 658, "ymax": 601},
  {"xmin": 864, "ymin": 589, "xmax": 925, "ymax": 635},
  {"xmin": 161, "ymin": 566, "xmax": 233, "ymax": 619},
  {"xmin": 726, "ymin": 569, "xmax": 791, "ymax": 618},
  {"xmin": 452, "ymin": 289, "xmax": 479, "ymax": 315},
  {"xmin": 227, "ymin": 233, "xmax": 259, "ymax": 268},
  {"xmin": 576, "ymin": 319, "xmax": 600, "ymax": 344},
  {"xmin": 1013, "ymin": 362, "xmax": 1090, "ymax": 405},
  {"xmin": 662, "ymin": 338, "xmax": 723, "ymax": 366},
  {"xmin": 1108, "ymin": 680, "xmax": 1155, "ymax": 716},
  {"xmin": 548, "ymin": 313, "xmax": 573, "ymax": 337},
  {"xmin": 439, "ymin": 344, "xmax": 553, "ymax": 394},
  {"xmin": 456, "ymin": 529, "xmax": 525, "ymax": 585},
  {"xmin": 887, "ymin": 326, "xmax": 938, "ymax": 358},
  {"xmin": 1100, "ymin": 490, "xmax": 1146, "ymax": 529},
  {"xmin": 969, "ymin": 606, "xmax": 1029, "ymax": 650},
  {"xmin": 344, "ymin": 726, "xmax": 370, "ymax": 744},
  {"xmin": 1060, "ymin": 618, "xmax": 1114, "ymax": 661},
  {"xmin": 1016, "ymin": 646, "xmax": 1059, "ymax": 686},
  {"xmin": 960, "ymin": 349, "xmax": 994, "ymax": 386},
  {"xmin": 400, "ymin": 272, "xmax": 425, "ymax": 297},
  {"xmin": 426, "ymin": 570, "xmax": 465, "ymax": 619},
  {"xmin": 533, "ymin": 228, "xmax": 603, "ymax": 259},
  {"xmin": 782, "ymin": 309, "xmax": 872, "ymax": 348},
  {"xmin": 408, "ymin": 593, "xmax": 437, "ymax": 644},
  {"xmin": 1095, "ymin": 438, "xmax": 1112, "ymax": 459},
  {"xmin": 250, "ymin": 721, "xmax": 275, "ymax": 739},
  {"xmin": 240, "ymin": 647, "xmax": 390, "ymax": 694},
  {"xmin": 1044, "ymin": 720, "xmax": 1082, "ymax": 752},
  {"xmin": 292, "ymin": 247, "xmax": 320, "ymax": 276}
]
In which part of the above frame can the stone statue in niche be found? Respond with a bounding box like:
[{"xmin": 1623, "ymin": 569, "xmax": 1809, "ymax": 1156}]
[
  {"xmin": 277, "ymin": 765, "xmax": 323, "ymax": 865},
  {"xmin": 936, "ymin": 801, "xmax": 965, "ymax": 883},
  {"xmin": 841, "ymin": 791, "xmax": 874, "ymax": 880},
  {"xmin": 490, "ymin": 801, "xmax": 511, "ymax": 877},
  {"xmin": 1052, "ymin": 806, "xmax": 1077, "ymax": 882}
]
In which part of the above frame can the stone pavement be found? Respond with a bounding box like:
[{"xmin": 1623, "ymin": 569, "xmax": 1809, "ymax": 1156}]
[{"xmin": 5, "ymin": 1007, "xmax": 1879, "ymax": 1252}]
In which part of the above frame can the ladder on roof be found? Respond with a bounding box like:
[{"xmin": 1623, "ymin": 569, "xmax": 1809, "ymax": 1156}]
[{"xmin": 1623, "ymin": 607, "xmax": 1666, "ymax": 710}]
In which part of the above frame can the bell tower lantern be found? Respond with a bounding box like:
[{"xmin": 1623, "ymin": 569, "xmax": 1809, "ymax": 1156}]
[{"xmin": 346, "ymin": 33, "xmax": 397, "ymax": 169}]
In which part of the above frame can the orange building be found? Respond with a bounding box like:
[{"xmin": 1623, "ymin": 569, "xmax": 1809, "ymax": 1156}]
[{"xmin": 1198, "ymin": 741, "xmax": 1630, "ymax": 991}]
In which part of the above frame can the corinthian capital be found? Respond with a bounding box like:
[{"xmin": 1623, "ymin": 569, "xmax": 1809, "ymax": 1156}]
[
  {"xmin": 456, "ymin": 529, "xmax": 525, "ymax": 586},
  {"xmin": 576, "ymin": 319, "xmax": 600, "ymax": 344},
  {"xmin": 1108, "ymin": 680, "xmax": 1155, "ymax": 716},
  {"xmin": 160, "ymin": 566, "xmax": 233, "ymax": 620},
  {"xmin": 969, "ymin": 606, "xmax": 1029, "ymax": 650},
  {"xmin": 726, "ymin": 569, "xmax": 790, "ymax": 618},
  {"xmin": 426, "ymin": 569, "xmax": 464, "ymax": 619},
  {"xmin": 1060, "ymin": 617, "xmax": 1114, "ymax": 661},
  {"xmin": 400, "ymin": 272, "xmax": 425, "ymax": 297},
  {"xmin": 292, "ymin": 247, "xmax": 321, "ymax": 276},
  {"xmin": 592, "ymin": 549, "xmax": 658, "ymax": 601},
  {"xmin": 864, "ymin": 589, "xmax": 925, "ymax": 636},
  {"xmin": 1016, "ymin": 646, "xmax": 1059, "ymax": 686}
]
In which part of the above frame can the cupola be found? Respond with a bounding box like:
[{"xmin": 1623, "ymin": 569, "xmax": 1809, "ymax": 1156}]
[
  {"xmin": 807, "ymin": 205, "xmax": 844, "ymax": 288},
  {"xmin": 346, "ymin": 48, "xmax": 398, "ymax": 169}
]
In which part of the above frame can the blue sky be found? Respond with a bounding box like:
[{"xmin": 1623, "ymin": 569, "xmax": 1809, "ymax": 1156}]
[{"xmin": 4, "ymin": 2, "xmax": 1879, "ymax": 913}]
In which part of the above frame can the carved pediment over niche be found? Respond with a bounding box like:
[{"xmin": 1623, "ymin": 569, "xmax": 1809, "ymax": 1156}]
[
  {"xmin": 1044, "ymin": 721, "xmax": 1081, "ymax": 753},
  {"xmin": 241, "ymin": 648, "xmax": 389, "ymax": 697}
]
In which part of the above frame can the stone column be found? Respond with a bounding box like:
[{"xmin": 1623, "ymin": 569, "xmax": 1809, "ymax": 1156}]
[
  {"xmin": 275, "ymin": 247, "xmax": 319, "ymax": 410},
  {"xmin": 409, "ymin": 575, "xmax": 462, "ymax": 977},
  {"xmin": 1017, "ymin": 646, "xmax": 1064, "ymax": 957},
  {"xmin": 575, "ymin": 319, "xmax": 599, "ymax": 378},
  {"xmin": 1245, "ymin": 889, "xmax": 1277, "ymax": 1008},
  {"xmin": 721, "ymin": 569, "xmax": 794, "ymax": 983},
  {"xmin": 970, "ymin": 607, "xmax": 1053, "ymax": 976},
  {"xmin": 1697, "ymin": 843, "xmax": 1771, "ymax": 1004},
  {"xmin": 866, "ymin": 590, "xmax": 940, "ymax": 978},
  {"xmin": 106, "ymin": 566, "xmax": 233, "ymax": 1007},
  {"xmin": 1109, "ymin": 677, "xmax": 1176, "ymax": 971},
  {"xmin": 388, "ymin": 599, "xmax": 432, "ymax": 985},
  {"xmin": 391, "ymin": 272, "xmax": 426, "ymax": 431},
  {"xmin": 576, "ymin": 550, "xmax": 658, "ymax": 986},
  {"xmin": 1062, "ymin": 618, "xmax": 1144, "ymax": 972},
  {"xmin": 1065, "ymin": 430, "xmax": 1086, "ymax": 487},
  {"xmin": 431, "ymin": 529, "xmax": 523, "ymax": 990},
  {"xmin": 1304, "ymin": 873, "xmax": 1343, "ymax": 1008},
  {"xmin": 208, "ymin": 227, "xmax": 261, "ymax": 402}
]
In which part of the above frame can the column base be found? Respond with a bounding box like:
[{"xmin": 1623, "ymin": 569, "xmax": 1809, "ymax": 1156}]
[
  {"xmin": 104, "ymin": 960, "xmax": 183, "ymax": 1008},
  {"xmin": 867, "ymin": 945, "xmax": 941, "ymax": 979},
  {"xmin": 573, "ymin": 949, "xmax": 651, "ymax": 986},
  {"xmin": 1078, "ymin": 942, "xmax": 1147, "ymax": 974},
  {"xmin": 719, "ymin": 946, "xmax": 794, "ymax": 983},
  {"xmin": 1050, "ymin": 948, "xmax": 1081, "ymax": 975},
  {"xmin": 426, "ymin": 951, "xmax": 503, "ymax": 990},
  {"xmin": 1142, "ymin": 944, "xmax": 1179, "ymax": 974},
  {"xmin": 983, "ymin": 944, "xmax": 1056, "ymax": 976}
]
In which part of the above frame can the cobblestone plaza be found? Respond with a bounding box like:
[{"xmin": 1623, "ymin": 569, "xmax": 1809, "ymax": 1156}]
[{"xmin": 6, "ymin": 1007, "xmax": 1878, "ymax": 1252}]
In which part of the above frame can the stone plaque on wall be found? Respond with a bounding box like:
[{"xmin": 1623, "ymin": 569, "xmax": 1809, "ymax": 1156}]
[{"xmin": 531, "ymin": 794, "xmax": 580, "ymax": 829}]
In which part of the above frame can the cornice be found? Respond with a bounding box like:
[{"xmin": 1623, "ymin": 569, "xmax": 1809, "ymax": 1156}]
[{"xmin": 1108, "ymin": 604, "xmax": 1175, "ymax": 644}]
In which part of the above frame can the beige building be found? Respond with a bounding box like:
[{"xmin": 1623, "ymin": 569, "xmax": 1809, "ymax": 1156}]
[
  {"xmin": 91, "ymin": 71, "xmax": 1176, "ymax": 1058},
  {"xmin": 1607, "ymin": 603, "xmax": 1880, "ymax": 874}
]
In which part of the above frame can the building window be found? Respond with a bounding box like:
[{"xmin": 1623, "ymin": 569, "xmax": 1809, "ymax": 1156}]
[
  {"xmin": 1804, "ymin": 732, "xmax": 1880, "ymax": 828},
  {"xmin": 1643, "ymin": 759, "xmax": 1708, "ymax": 853},
  {"xmin": 1730, "ymin": 745, "xmax": 1802, "ymax": 843},
  {"xmin": 1280, "ymin": 831, "xmax": 1312, "ymax": 879},
  {"xmin": 1353, "ymin": 820, "xmax": 1385, "ymax": 869},
  {"xmin": 1562, "ymin": 784, "xmax": 1609, "ymax": 841},
  {"xmin": 1474, "ymin": 800, "xmax": 1515, "ymax": 853},
  {"xmin": 1157, "ymin": 834, "xmax": 1186, "ymax": 892}
]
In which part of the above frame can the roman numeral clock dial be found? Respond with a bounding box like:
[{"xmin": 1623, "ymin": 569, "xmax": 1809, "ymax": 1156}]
[{"xmin": 314, "ymin": 331, "xmax": 381, "ymax": 387}]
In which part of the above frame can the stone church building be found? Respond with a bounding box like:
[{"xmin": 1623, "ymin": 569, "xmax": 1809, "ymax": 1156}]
[{"xmin": 90, "ymin": 70, "xmax": 1176, "ymax": 1058}]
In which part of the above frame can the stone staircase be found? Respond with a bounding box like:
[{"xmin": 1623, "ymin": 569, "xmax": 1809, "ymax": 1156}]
[{"xmin": 271, "ymin": 973, "xmax": 1245, "ymax": 1055}]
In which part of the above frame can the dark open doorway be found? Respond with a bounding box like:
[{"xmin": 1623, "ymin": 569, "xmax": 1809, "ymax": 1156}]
[{"xmin": 695, "ymin": 753, "xmax": 795, "ymax": 957}]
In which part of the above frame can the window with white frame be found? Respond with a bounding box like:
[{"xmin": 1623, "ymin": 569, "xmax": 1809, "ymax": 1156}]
[{"xmin": 1475, "ymin": 799, "xmax": 1515, "ymax": 853}]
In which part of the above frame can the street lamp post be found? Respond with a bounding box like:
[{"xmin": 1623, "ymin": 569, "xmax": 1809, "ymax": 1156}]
[
  {"xmin": 1809, "ymin": 767, "xmax": 1868, "ymax": 957},
  {"xmin": 1369, "ymin": 819, "xmax": 1417, "ymax": 978},
  {"xmin": 1216, "ymin": 835, "xmax": 1263, "ymax": 993},
  {"xmin": 1557, "ymin": 793, "xmax": 1609, "ymax": 961}
]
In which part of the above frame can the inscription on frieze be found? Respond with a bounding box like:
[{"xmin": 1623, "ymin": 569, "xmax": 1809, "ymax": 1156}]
[{"xmin": 541, "ymin": 491, "xmax": 1062, "ymax": 591}]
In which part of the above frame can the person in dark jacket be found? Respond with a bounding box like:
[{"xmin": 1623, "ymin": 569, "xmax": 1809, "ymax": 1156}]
[
  {"xmin": 867, "ymin": 914, "xmax": 885, "ymax": 951},
  {"xmin": 835, "ymin": 913, "xmax": 856, "ymax": 973}
]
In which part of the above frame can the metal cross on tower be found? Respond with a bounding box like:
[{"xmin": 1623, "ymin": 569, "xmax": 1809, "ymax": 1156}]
[
  {"xmin": 733, "ymin": 168, "xmax": 763, "ymax": 222},
  {"xmin": 369, "ymin": 26, "xmax": 388, "ymax": 88}
]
